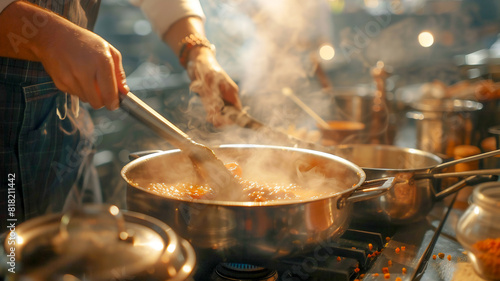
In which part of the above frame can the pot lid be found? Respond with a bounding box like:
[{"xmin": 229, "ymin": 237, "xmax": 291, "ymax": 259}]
[{"xmin": 5, "ymin": 204, "xmax": 194, "ymax": 280}]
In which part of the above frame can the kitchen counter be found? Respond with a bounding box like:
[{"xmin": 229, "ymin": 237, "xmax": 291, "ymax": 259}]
[{"xmin": 360, "ymin": 197, "xmax": 490, "ymax": 281}]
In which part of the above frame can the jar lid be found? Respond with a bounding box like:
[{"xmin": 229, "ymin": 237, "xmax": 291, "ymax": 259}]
[
  {"xmin": 472, "ymin": 182, "xmax": 500, "ymax": 211},
  {"xmin": 4, "ymin": 204, "xmax": 195, "ymax": 280}
]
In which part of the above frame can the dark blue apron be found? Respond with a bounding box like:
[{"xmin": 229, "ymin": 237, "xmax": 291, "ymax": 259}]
[{"xmin": 0, "ymin": 0, "xmax": 101, "ymax": 229}]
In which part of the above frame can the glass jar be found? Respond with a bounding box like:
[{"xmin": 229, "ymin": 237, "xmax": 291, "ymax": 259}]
[{"xmin": 456, "ymin": 182, "xmax": 500, "ymax": 281}]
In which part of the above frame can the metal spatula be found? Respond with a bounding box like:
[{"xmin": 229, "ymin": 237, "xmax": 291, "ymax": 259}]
[{"xmin": 120, "ymin": 92, "xmax": 241, "ymax": 194}]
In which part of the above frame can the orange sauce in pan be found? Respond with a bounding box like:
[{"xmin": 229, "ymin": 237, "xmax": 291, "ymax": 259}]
[{"xmin": 144, "ymin": 162, "xmax": 306, "ymax": 202}]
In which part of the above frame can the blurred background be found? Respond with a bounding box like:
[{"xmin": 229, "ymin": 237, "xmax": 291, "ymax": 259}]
[{"xmin": 91, "ymin": 0, "xmax": 500, "ymax": 206}]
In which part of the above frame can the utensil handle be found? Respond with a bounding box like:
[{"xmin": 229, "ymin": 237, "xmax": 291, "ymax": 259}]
[
  {"xmin": 221, "ymin": 104, "xmax": 337, "ymax": 154},
  {"xmin": 221, "ymin": 103, "xmax": 265, "ymax": 130},
  {"xmin": 120, "ymin": 92, "xmax": 197, "ymax": 150},
  {"xmin": 282, "ymin": 87, "xmax": 330, "ymax": 129},
  {"xmin": 412, "ymin": 191, "xmax": 458, "ymax": 281},
  {"xmin": 431, "ymin": 149, "xmax": 500, "ymax": 172},
  {"xmin": 120, "ymin": 93, "xmax": 242, "ymax": 194}
]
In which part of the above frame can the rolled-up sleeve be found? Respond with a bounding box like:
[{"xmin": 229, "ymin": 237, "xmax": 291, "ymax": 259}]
[
  {"xmin": 130, "ymin": 0, "xmax": 205, "ymax": 37},
  {"xmin": 0, "ymin": 0, "xmax": 17, "ymax": 14}
]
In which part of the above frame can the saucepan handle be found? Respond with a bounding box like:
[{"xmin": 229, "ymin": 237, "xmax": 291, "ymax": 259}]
[
  {"xmin": 417, "ymin": 168, "xmax": 500, "ymax": 179},
  {"xmin": 340, "ymin": 177, "xmax": 395, "ymax": 207},
  {"xmin": 430, "ymin": 149, "xmax": 500, "ymax": 172},
  {"xmin": 434, "ymin": 175, "xmax": 498, "ymax": 200},
  {"xmin": 128, "ymin": 150, "xmax": 163, "ymax": 161}
]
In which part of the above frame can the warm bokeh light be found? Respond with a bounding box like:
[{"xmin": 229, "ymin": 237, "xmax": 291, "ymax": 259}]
[
  {"xmin": 319, "ymin": 44, "xmax": 335, "ymax": 60},
  {"xmin": 119, "ymin": 231, "xmax": 129, "ymax": 240},
  {"xmin": 418, "ymin": 31, "xmax": 434, "ymax": 47},
  {"xmin": 167, "ymin": 243, "xmax": 177, "ymax": 253},
  {"xmin": 109, "ymin": 205, "xmax": 120, "ymax": 216},
  {"xmin": 364, "ymin": 0, "xmax": 380, "ymax": 8},
  {"xmin": 182, "ymin": 265, "xmax": 193, "ymax": 273}
]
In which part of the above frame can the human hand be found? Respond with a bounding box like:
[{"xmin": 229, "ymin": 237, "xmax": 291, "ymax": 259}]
[
  {"xmin": 186, "ymin": 47, "xmax": 241, "ymax": 127},
  {"xmin": 34, "ymin": 17, "xmax": 129, "ymax": 110}
]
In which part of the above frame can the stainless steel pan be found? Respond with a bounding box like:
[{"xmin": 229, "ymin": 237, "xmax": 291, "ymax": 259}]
[
  {"xmin": 122, "ymin": 144, "xmax": 394, "ymax": 265},
  {"xmin": 331, "ymin": 144, "xmax": 500, "ymax": 225}
]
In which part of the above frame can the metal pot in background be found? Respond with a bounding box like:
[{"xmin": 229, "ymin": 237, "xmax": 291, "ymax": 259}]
[
  {"xmin": 406, "ymin": 98, "xmax": 483, "ymax": 157},
  {"xmin": 0, "ymin": 204, "xmax": 196, "ymax": 281},
  {"xmin": 332, "ymin": 144, "xmax": 500, "ymax": 225},
  {"xmin": 327, "ymin": 87, "xmax": 398, "ymax": 145},
  {"xmin": 316, "ymin": 120, "xmax": 366, "ymax": 146},
  {"xmin": 123, "ymin": 144, "xmax": 394, "ymax": 266}
]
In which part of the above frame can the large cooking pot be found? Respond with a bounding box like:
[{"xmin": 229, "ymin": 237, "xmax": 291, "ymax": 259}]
[
  {"xmin": 123, "ymin": 144, "xmax": 394, "ymax": 266},
  {"xmin": 407, "ymin": 98, "xmax": 483, "ymax": 157},
  {"xmin": 332, "ymin": 144, "xmax": 500, "ymax": 225}
]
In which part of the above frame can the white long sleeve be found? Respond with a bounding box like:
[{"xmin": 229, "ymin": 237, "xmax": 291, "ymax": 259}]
[
  {"xmin": 0, "ymin": 0, "xmax": 205, "ymax": 39},
  {"xmin": 0, "ymin": 0, "xmax": 16, "ymax": 14},
  {"xmin": 130, "ymin": 0, "xmax": 205, "ymax": 38}
]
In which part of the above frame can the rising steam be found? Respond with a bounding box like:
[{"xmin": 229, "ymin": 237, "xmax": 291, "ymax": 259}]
[{"xmin": 200, "ymin": 0, "xmax": 335, "ymax": 130}]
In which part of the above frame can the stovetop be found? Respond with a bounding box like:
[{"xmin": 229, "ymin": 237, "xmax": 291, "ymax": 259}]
[{"xmin": 194, "ymin": 196, "xmax": 489, "ymax": 281}]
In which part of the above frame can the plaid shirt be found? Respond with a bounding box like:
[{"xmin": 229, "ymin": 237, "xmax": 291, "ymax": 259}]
[{"xmin": 0, "ymin": 0, "xmax": 102, "ymax": 230}]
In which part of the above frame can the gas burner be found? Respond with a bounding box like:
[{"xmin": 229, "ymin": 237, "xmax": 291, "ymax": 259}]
[
  {"xmin": 211, "ymin": 263, "xmax": 278, "ymax": 281},
  {"xmin": 274, "ymin": 229, "xmax": 386, "ymax": 281}
]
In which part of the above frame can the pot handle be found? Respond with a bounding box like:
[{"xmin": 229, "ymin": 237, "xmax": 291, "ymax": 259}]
[
  {"xmin": 338, "ymin": 177, "xmax": 395, "ymax": 208},
  {"xmin": 430, "ymin": 149, "xmax": 500, "ymax": 172},
  {"xmin": 129, "ymin": 150, "xmax": 163, "ymax": 161},
  {"xmin": 434, "ymin": 175, "xmax": 498, "ymax": 200},
  {"xmin": 417, "ymin": 168, "xmax": 500, "ymax": 179}
]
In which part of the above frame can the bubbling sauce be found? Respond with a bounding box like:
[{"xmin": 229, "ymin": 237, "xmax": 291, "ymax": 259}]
[{"xmin": 144, "ymin": 162, "xmax": 309, "ymax": 202}]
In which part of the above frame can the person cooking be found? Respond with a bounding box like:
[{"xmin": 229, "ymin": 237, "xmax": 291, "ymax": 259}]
[{"xmin": 0, "ymin": 0, "xmax": 242, "ymax": 229}]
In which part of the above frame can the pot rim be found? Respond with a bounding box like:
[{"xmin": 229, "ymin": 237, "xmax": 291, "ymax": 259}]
[
  {"xmin": 332, "ymin": 144, "xmax": 443, "ymax": 172},
  {"xmin": 122, "ymin": 144, "xmax": 367, "ymax": 207}
]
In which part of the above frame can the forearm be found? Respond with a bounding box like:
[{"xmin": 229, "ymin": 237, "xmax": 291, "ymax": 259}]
[
  {"xmin": 0, "ymin": 1, "xmax": 128, "ymax": 110},
  {"xmin": 0, "ymin": 1, "xmax": 67, "ymax": 61},
  {"xmin": 162, "ymin": 16, "xmax": 205, "ymax": 58},
  {"xmin": 138, "ymin": 1, "xmax": 241, "ymax": 125}
]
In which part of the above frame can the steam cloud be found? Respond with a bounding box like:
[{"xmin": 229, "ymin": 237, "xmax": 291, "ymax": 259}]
[{"xmin": 199, "ymin": 0, "xmax": 335, "ymax": 133}]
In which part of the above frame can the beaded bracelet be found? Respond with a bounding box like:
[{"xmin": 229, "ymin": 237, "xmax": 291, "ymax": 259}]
[{"xmin": 178, "ymin": 34, "xmax": 215, "ymax": 68}]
